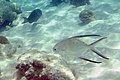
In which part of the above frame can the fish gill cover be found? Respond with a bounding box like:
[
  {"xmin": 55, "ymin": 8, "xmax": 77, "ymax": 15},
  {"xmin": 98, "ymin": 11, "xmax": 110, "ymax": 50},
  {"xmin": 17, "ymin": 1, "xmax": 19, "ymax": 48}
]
[{"xmin": 0, "ymin": 0, "xmax": 120, "ymax": 80}]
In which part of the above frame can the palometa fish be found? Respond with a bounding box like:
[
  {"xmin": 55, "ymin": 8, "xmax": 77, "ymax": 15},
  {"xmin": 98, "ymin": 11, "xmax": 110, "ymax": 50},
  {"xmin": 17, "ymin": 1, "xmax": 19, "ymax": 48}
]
[{"xmin": 53, "ymin": 34, "xmax": 109, "ymax": 63}]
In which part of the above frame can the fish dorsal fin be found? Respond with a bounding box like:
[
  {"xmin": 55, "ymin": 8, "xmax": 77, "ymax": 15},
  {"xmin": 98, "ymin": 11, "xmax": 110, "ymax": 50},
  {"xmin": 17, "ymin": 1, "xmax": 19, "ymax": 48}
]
[{"xmin": 71, "ymin": 34, "xmax": 101, "ymax": 38}]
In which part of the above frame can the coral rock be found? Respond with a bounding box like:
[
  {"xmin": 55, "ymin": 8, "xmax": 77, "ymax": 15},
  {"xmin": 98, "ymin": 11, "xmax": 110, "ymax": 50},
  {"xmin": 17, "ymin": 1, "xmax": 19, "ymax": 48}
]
[
  {"xmin": 16, "ymin": 50, "xmax": 76, "ymax": 80},
  {"xmin": 0, "ymin": 36, "xmax": 9, "ymax": 44},
  {"xmin": 79, "ymin": 10, "xmax": 94, "ymax": 24}
]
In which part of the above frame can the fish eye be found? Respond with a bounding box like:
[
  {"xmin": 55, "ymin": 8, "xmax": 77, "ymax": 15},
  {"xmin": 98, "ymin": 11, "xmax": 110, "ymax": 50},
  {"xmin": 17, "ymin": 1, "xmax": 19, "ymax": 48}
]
[{"xmin": 53, "ymin": 48, "xmax": 57, "ymax": 51}]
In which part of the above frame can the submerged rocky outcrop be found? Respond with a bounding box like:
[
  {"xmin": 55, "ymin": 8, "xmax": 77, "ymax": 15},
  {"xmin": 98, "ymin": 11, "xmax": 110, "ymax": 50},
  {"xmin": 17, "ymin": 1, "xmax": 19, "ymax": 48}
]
[
  {"xmin": 0, "ymin": 49, "xmax": 76, "ymax": 80},
  {"xmin": 0, "ymin": 0, "xmax": 22, "ymax": 28},
  {"xmin": 50, "ymin": 0, "xmax": 91, "ymax": 7},
  {"xmin": 79, "ymin": 10, "xmax": 94, "ymax": 24}
]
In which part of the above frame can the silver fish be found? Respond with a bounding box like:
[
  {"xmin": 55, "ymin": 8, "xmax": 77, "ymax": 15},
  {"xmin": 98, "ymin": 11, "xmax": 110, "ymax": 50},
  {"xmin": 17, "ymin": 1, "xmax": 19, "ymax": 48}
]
[{"xmin": 53, "ymin": 34, "xmax": 109, "ymax": 63}]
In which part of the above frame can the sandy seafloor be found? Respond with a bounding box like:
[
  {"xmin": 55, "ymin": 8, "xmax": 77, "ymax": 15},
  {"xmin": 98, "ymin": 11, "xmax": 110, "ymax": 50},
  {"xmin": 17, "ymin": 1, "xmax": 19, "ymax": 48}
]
[{"xmin": 0, "ymin": 0, "xmax": 120, "ymax": 80}]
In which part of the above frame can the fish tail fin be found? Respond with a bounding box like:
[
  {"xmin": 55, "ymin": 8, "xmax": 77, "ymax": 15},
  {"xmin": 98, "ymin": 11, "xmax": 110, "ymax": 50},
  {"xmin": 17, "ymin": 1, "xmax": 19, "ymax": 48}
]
[
  {"xmin": 89, "ymin": 37, "xmax": 109, "ymax": 60},
  {"xmin": 89, "ymin": 37, "xmax": 107, "ymax": 47},
  {"xmin": 91, "ymin": 48, "xmax": 109, "ymax": 59},
  {"xmin": 22, "ymin": 17, "xmax": 28, "ymax": 23}
]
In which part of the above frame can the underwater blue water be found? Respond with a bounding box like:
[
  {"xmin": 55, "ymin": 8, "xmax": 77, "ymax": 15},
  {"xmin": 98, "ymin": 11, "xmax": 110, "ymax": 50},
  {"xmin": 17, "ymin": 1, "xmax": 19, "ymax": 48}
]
[{"xmin": 0, "ymin": 0, "xmax": 120, "ymax": 80}]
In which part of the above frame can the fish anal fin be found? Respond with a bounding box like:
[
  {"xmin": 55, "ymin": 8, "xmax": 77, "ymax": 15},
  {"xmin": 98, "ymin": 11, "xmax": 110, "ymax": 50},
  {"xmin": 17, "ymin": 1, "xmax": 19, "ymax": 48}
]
[{"xmin": 79, "ymin": 57, "xmax": 102, "ymax": 63}]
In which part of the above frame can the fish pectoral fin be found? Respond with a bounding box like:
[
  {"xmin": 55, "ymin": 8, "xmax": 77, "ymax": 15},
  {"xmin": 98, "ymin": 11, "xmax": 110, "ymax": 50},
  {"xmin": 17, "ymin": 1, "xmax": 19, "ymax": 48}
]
[
  {"xmin": 79, "ymin": 57, "xmax": 102, "ymax": 63},
  {"xmin": 72, "ymin": 34, "xmax": 101, "ymax": 38},
  {"xmin": 91, "ymin": 48, "xmax": 109, "ymax": 60}
]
